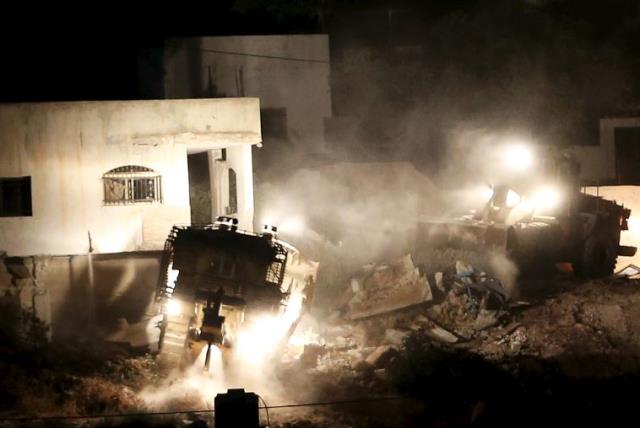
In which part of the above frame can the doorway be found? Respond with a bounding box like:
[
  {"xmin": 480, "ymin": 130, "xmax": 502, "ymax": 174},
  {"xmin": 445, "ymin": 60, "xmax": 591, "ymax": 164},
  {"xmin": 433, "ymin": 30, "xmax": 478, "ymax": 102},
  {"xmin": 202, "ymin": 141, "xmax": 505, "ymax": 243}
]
[
  {"xmin": 187, "ymin": 152, "xmax": 212, "ymax": 224},
  {"xmin": 615, "ymin": 126, "xmax": 640, "ymax": 184}
]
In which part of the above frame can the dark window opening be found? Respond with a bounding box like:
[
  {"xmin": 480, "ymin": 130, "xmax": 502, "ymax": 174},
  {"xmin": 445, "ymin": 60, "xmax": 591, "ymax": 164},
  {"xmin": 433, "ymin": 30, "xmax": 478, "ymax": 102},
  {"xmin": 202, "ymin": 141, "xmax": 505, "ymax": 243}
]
[
  {"xmin": 226, "ymin": 168, "xmax": 238, "ymax": 215},
  {"xmin": 615, "ymin": 127, "xmax": 640, "ymax": 184},
  {"xmin": 261, "ymin": 108, "xmax": 288, "ymax": 140},
  {"xmin": 187, "ymin": 152, "xmax": 212, "ymax": 224},
  {"xmin": 103, "ymin": 165, "xmax": 162, "ymax": 204},
  {"xmin": 0, "ymin": 176, "xmax": 32, "ymax": 217}
]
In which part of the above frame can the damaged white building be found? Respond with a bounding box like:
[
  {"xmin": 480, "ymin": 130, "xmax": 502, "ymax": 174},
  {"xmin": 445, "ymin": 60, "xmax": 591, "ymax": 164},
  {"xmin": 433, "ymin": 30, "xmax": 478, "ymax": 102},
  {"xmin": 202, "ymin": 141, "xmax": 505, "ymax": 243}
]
[{"xmin": 0, "ymin": 98, "xmax": 262, "ymax": 341}]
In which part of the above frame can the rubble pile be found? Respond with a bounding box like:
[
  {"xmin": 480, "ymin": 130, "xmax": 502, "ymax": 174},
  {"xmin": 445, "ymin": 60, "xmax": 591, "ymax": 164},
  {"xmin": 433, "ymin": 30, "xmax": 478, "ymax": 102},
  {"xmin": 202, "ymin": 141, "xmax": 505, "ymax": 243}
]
[
  {"xmin": 297, "ymin": 255, "xmax": 640, "ymax": 385},
  {"xmin": 341, "ymin": 256, "xmax": 511, "ymax": 337},
  {"xmin": 294, "ymin": 255, "xmax": 519, "ymax": 382},
  {"xmin": 345, "ymin": 254, "xmax": 433, "ymax": 319},
  {"xmin": 272, "ymin": 259, "xmax": 640, "ymax": 426}
]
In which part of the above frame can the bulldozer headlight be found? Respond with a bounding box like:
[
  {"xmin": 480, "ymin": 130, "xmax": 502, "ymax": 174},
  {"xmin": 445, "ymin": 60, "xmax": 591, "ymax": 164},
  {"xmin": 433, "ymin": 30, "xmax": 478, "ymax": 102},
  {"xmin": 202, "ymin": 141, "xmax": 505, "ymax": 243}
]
[
  {"xmin": 532, "ymin": 186, "xmax": 561, "ymax": 211},
  {"xmin": 503, "ymin": 144, "xmax": 534, "ymax": 171},
  {"xmin": 479, "ymin": 186, "xmax": 494, "ymax": 202},
  {"xmin": 506, "ymin": 189, "xmax": 521, "ymax": 208},
  {"xmin": 262, "ymin": 223, "xmax": 279, "ymax": 240},
  {"xmin": 167, "ymin": 299, "xmax": 181, "ymax": 316}
]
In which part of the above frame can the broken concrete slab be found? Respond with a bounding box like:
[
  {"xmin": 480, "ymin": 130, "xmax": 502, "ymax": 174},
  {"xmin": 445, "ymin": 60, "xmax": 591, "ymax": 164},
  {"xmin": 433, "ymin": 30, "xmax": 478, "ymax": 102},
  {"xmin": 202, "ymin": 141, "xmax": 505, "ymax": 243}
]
[
  {"xmin": 365, "ymin": 345, "xmax": 396, "ymax": 367},
  {"xmin": 384, "ymin": 329, "xmax": 410, "ymax": 346},
  {"xmin": 434, "ymin": 271, "xmax": 446, "ymax": 294},
  {"xmin": 347, "ymin": 254, "xmax": 433, "ymax": 320},
  {"xmin": 426, "ymin": 326, "xmax": 458, "ymax": 344},
  {"xmin": 473, "ymin": 309, "xmax": 500, "ymax": 331}
]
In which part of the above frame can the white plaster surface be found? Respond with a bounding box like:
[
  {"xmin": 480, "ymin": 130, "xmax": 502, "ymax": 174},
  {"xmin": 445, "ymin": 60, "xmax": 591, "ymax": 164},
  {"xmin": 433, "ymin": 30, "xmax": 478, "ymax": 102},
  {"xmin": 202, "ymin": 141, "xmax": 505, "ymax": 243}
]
[
  {"xmin": 0, "ymin": 98, "xmax": 261, "ymax": 256},
  {"xmin": 164, "ymin": 35, "xmax": 332, "ymax": 151}
]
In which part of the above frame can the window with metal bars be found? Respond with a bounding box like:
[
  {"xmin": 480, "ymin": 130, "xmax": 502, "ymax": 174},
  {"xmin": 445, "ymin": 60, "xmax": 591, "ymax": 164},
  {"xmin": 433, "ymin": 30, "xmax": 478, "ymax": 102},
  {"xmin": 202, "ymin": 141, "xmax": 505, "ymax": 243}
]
[{"xmin": 103, "ymin": 165, "xmax": 162, "ymax": 205}]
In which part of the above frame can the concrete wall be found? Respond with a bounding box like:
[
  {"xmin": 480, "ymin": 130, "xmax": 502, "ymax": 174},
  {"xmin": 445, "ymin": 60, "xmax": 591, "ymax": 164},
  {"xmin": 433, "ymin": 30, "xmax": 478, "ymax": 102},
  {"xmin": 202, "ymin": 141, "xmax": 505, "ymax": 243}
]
[
  {"xmin": 572, "ymin": 117, "xmax": 640, "ymax": 185},
  {"xmin": 0, "ymin": 99, "xmax": 261, "ymax": 256},
  {"xmin": 0, "ymin": 252, "xmax": 161, "ymax": 343},
  {"xmin": 164, "ymin": 35, "xmax": 332, "ymax": 152},
  {"xmin": 585, "ymin": 185, "xmax": 640, "ymax": 271}
]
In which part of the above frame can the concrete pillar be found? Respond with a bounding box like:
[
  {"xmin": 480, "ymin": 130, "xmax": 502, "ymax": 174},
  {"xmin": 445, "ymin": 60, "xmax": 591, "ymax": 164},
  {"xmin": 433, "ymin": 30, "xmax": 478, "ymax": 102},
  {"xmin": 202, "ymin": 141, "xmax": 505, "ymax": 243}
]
[
  {"xmin": 208, "ymin": 149, "xmax": 225, "ymax": 222},
  {"xmin": 226, "ymin": 145, "xmax": 255, "ymax": 231}
]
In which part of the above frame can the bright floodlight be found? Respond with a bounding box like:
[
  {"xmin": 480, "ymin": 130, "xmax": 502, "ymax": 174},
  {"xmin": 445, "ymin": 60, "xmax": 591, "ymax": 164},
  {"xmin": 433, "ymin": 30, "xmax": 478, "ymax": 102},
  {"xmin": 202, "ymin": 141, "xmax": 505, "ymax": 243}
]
[
  {"xmin": 532, "ymin": 186, "xmax": 561, "ymax": 211},
  {"xmin": 280, "ymin": 216, "xmax": 305, "ymax": 236},
  {"xmin": 506, "ymin": 189, "xmax": 521, "ymax": 208},
  {"xmin": 503, "ymin": 145, "xmax": 534, "ymax": 170},
  {"xmin": 167, "ymin": 299, "xmax": 181, "ymax": 316},
  {"xmin": 478, "ymin": 186, "xmax": 494, "ymax": 202}
]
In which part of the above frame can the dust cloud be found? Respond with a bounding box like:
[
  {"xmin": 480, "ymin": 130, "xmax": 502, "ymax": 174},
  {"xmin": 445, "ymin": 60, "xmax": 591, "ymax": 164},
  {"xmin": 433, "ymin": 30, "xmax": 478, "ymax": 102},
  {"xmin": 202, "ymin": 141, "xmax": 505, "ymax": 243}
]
[{"xmin": 138, "ymin": 311, "xmax": 315, "ymax": 411}]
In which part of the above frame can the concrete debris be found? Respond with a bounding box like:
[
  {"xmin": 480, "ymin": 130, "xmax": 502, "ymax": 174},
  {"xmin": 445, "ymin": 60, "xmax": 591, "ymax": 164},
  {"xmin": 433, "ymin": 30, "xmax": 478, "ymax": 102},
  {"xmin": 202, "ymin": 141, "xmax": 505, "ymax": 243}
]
[
  {"xmin": 326, "ymin": 257, "xmax": 520, "ymax": 350},
  {"xmin": 347, "ymin": 254, "xmax": 433, "ymax": 320},
  {"xmin": 365, "ymin": 345, "xmax": 398, "ymax": 368},
  {"xmin": 384, "ymin": 329, "xmax": 410, "ymax": 346},
  {"xmin": 455, "ymin": 260, "xmax": 475, "ymax": 281},
  {"xmin": 473, "ymin": 309, "xmax": 500, "ymax": 331},
  {"xmin": 426, "ymin": 325, "xmax": 459, "ymax": 344},
  {"xmin": 616, "ymin": 264, "xmax": 640, "ymax": 278},
  {"xmin": 313, "ymin": 257, "xmax": 536, "ymax": 376},
  {"xmin": 508, "ymin": 327, "xmax": 528, "ymax": 353},
  {"xmin": 414, "ymin": 315, "xmax": 431, "ymax": 325},
  {"xmin": 373, "ymin": 368, "xmax": 387, "ymax": 380},
  {"xmin": 279, "ymin": 273, "xmax": 640, "ymax": 428},
  {"xmin": 451, "ymin": 261, "xmax": 510, "ymax": 311},
  {"xmin": 434, "ymin": 271, "xmax": 445, "ymax": 293},
  {"xmin": 300, "ymin": 344, "xmax": 326, "ymax": 368},
  {"xmin": 496, "ymin": 326, "xmax": 528, "ymax": 353},
  {"xmin": 322, "ymin": 323, "xmax": 366, "ymax": 349}
]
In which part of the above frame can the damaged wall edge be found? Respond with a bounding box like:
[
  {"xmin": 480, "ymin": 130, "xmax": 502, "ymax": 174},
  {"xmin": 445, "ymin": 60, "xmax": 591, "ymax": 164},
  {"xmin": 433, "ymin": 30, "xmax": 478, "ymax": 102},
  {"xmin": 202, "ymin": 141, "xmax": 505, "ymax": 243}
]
[{"xmin": 0, "ymin": 251, "xmax": 163, "ymax": 344}]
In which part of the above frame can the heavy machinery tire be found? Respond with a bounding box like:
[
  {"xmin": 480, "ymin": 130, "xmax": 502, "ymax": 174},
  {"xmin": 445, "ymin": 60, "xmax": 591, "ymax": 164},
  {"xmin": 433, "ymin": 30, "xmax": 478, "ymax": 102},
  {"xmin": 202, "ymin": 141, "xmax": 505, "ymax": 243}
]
[{"xmin": 581, "ymin": 233, "xmax": 617, "ymax": 278}]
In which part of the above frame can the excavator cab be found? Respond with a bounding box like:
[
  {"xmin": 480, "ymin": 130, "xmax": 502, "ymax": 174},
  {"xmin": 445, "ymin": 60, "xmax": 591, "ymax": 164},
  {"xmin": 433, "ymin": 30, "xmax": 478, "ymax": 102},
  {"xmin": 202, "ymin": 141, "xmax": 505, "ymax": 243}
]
[{"xmin": 417, "ymin": 145, "xmax": 635, "ymax": 280}]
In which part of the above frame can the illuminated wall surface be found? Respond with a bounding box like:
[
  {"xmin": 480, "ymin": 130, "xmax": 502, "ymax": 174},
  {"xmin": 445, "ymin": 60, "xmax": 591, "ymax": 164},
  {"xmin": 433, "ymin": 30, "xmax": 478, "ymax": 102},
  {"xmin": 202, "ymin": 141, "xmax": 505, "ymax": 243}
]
[
  {"xmin": 0, "ymin": 98, "xmax": 261, "ymax": 256},
  {"xmin": 585, "ymin": 186, "xmax": 640, "ymax": 271},
  {"xmin": 573, "ymin": 117, "xmax": 640, "ymax": 185},
  {"xmin": 164, "ymin": 35, "xmax": 332, "ymax": 151}
]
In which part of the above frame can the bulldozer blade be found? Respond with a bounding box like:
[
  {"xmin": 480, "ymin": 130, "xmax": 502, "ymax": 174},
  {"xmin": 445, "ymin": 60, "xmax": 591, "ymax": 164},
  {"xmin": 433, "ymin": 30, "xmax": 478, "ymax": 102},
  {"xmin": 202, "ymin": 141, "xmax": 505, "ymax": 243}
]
[
  {"xmin": 204, "ymin": 343, "xmax": 212, "ymax": 372},
  {"xmin": 619, "ymin": 245, "xmax": 637, "ymax": 257},
  {"xmin": 416, "ymin": 219, "xmax": 510, "ymax": 251}
]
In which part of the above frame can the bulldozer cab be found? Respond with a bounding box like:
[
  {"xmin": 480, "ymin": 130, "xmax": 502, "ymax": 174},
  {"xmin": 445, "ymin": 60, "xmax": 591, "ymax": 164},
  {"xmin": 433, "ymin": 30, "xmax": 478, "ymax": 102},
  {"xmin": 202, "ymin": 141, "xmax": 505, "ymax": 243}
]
[
  {"xmin": 158, "ymin": 218, "xmax": 288, "ymax": 308},
  {"xmin": 155, "ymin": 217, "xmax": 318, "ymax": 369}
]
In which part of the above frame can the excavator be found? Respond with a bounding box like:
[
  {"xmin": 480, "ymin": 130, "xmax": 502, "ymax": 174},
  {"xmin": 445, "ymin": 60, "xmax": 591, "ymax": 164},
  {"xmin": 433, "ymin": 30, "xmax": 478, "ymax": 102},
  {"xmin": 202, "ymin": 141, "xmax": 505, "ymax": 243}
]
[
  {"xmin": 417, "ymin": 145, "xmax": 636, "ymax": 278},
  {"xmin": 154, "ymin": 217, "xmax": 318, "ymax": 370}
]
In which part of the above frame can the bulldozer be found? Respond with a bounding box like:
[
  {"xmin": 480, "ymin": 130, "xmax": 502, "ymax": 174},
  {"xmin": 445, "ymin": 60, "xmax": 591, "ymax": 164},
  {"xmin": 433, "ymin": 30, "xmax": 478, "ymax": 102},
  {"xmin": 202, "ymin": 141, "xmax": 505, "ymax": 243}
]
[
  {"xmin": 417, "ymin": 146, "xmax": 636, "ymax": 278},
  {"xmin": 155, "ymin": 216, "xmax": 318, "ymax": 370}
]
